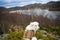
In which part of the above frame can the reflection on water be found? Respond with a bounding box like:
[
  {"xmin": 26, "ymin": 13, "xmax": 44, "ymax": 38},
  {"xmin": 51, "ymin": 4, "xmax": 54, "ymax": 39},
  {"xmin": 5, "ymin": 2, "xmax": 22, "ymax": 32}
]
[{"xmin": 10, "ymin": 9, "xmax": 60, "ymax": 20}]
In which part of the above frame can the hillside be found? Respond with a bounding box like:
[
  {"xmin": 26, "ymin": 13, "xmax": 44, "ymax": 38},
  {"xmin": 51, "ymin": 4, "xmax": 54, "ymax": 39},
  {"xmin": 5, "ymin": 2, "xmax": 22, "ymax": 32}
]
[
  {"xmin": 0, "ymin": 1, "xmax": 60, "ymax": 11},
  {"xmin": 7, "ymin": 1, "xmax": 60, "ymax": 11},
  {"xmin": 0, "ymin": 12, "xmax": 60, "ymax": 33}
]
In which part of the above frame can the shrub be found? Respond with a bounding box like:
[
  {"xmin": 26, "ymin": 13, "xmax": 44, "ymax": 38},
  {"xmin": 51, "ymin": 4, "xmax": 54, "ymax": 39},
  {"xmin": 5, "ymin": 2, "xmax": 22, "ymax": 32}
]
[
  {"xmin": 7, "ymin": 30, "xmax": 24, "ymax": 40},
  {"xmin": 36, "ymin": 30, "xmax": 44, "ymax": 39},
  {"xmin": 36, "ymin": 30, "xmax": 57, "ymax": 40}
]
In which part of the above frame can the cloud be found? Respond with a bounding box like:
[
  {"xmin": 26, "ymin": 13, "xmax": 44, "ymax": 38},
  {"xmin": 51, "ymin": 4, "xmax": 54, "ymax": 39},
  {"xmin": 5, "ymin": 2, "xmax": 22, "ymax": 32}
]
[
  {"xmin": 0, "ymin": 0, "xmax": 59, "ymax": 8},
  {"xmin": 0, "ymin": 0, "xmax": 39, "ymax": 8},
  {"xmin": 36, "ymin": 0, "xmax": 59, "ymax": 4},
  {"xmin": 4, "ymin": 0, "xmax": 12, "ymax": 3}
]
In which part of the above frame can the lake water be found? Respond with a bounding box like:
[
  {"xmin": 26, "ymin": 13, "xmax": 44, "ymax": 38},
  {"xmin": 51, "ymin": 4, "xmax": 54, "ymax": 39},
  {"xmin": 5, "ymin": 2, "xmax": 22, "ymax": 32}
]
[{"xmin": 10, "ymin": 9, "xmax": 60, "ymax": 20}]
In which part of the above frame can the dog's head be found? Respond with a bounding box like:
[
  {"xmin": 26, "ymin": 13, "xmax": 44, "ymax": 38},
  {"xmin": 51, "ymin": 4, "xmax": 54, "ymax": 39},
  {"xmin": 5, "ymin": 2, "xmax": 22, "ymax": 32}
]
[
  {"xmin": 25, "ymin": 22, "xmax": 39, "ymax": 31},
  {"xmin": 30, "ymin": 22, "xmax": 39, "ymax": 31}
]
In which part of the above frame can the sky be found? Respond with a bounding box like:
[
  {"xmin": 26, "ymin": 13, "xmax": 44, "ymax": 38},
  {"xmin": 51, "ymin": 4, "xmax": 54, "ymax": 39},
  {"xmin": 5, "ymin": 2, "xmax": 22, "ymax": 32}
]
[{"xmin": 0, "ymin": 0, "xmax": 59, "ymax": 8}]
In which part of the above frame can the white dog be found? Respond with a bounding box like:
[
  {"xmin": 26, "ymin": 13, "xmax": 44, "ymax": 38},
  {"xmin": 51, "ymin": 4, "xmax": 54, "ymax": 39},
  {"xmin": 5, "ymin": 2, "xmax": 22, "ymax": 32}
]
[{"xmin": 24, "ymin": 21, "xmax": 39, "ymax": 40}]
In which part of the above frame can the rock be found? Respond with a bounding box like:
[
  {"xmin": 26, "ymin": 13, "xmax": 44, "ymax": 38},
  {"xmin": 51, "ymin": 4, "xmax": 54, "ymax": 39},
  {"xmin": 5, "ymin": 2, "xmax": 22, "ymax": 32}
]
[{"xmin": 31, "ymin": 37, "xmax": 37, "ymax": 40}]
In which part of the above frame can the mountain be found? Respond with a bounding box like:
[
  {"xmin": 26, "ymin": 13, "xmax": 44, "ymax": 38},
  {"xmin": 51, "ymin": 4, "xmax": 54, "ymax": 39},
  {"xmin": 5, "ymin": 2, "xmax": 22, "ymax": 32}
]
[
  {"xmin": 0, "ymin": 7, "xmax": 9, "ymax": 13},
  {"xmin": 0, "ymin": 7, "xmax": 8, "ymax": 11},
  {"xmin": 8, "ymin": 6, "xmax": 23, "ymax": 11},
  {"xmin": 8, "ymin": 1, "xmax": 60, "ymax": 11},
  {"xmin": 8, "ymin": 3, "xmax": 41, "ymax": 10},
  {"xmin": 46, "ymin": 1, "xmax": 60, "ymax": 11},
  {"xmin": 0, "ymin": 1, "xmax": 60, "ymax": 11}
]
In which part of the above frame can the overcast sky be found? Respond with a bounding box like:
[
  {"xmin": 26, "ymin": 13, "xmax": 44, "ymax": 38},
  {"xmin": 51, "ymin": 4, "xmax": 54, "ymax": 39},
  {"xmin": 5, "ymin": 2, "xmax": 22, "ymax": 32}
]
[{"xmin": 0, "ymin": 0, "xmax": 59, "ymax": 8}]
